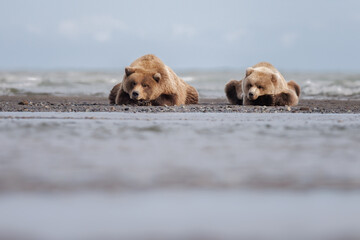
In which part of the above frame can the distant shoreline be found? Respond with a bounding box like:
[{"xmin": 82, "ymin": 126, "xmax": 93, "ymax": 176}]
[{"xmin": 0, "ymin": 95, "xmax": 359, "ymax": 114}]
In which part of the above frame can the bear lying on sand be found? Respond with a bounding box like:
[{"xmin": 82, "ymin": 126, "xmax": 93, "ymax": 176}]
[
  {"xmin": 225, "ymin": 62, "xmax": 300, "ymax": 106},
  {"xmin": 109, "ymin": 54, "xmax": 198, "ymax": 106}
]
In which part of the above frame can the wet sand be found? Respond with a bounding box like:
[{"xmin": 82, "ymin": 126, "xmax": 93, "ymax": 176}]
[
  {"xmin": 1, "ymin": 95, "xmax": 360, "ymax": 113},
  {"xmin": 1, "ymin": 111, "xmax": 360, "ymax": 193}
]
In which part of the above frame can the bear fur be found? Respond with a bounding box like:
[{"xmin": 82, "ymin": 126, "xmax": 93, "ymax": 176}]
[
  {"xmin": 109, "ymin": 54, "xmax": 198, "ymax": 106},
  {"xmin": 225, "ymin": 62, "xmax": 300, "ymax": 106}
]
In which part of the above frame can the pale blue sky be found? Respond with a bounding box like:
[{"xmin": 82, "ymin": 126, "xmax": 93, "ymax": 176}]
[{"xmin": 1, "ymin": 0, "xmax": 359, "ymax": 71}]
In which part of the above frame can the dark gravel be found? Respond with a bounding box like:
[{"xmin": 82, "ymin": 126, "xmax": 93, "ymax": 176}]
[{"xmin": 1, "ymin": 95, "xmax": 359, "ymax": 113}]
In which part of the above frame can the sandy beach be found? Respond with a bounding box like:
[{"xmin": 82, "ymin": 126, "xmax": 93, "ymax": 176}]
[{"xmin": 1, "ymin": 95, "xmax": 360, "ymax": 113}]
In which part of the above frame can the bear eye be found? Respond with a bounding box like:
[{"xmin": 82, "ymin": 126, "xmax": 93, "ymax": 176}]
[
  {"xmin": 258, "ymin": 85, "xmax": 264, "ymax": 89},
  {"xmin": 131, "ymin": 82, "xmax": 136, "ymax": 87},
  {"xmin": 142, "ymin": 84, "xmax": 149, "ymax": 88},
  {"xmin": 247, "ymin": 83, "xmax": 252, "ymax": 88}
]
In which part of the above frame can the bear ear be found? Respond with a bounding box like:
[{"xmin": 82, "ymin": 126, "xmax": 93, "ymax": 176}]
[
  {"xmin": 246, "ymin": 67, "xmax": 254, "ymax": 77},
  {"xmin": 125, "ymin": 67, "xmax": 136, "ymax": 77},
  {"xmin": 153, "ymin": 73, "xmax": 161, "ymax": 82},
  {"xmin": 271, "ymin": 73, "xmax": 279, "ymax": 83}
]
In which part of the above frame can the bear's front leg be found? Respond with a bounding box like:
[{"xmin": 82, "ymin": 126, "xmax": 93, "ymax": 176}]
[
  {"xmin": 287, "ymin": 81, "xmax": 301, "ymax": 97},
  {"xmin": 244, "ymin": 94, "xmax": 275, "ymax": 106},
  {"xmin": 115, "ymin": 88, "xmax": 137, "ymax": 105},
  {"xmin": 274, "ymin": 91, "xmax": 299, "ymax": 106},
  {"xmin": 225, "ymin": 80, "xmax": 243, "ymax": 105},
  {"xmin": 185, "ymin": 86, "xmax": 199, "ymax": 104},
  {"xmin": 151, "ymin": 94, "xmax": 177, "ymax": 106},
  {"xmin": 109, "ymin": 83, "xmax": 121, "ymax": 104},
  {"xmin": 273, "ymin": 91, "xmax": 299, "ymax": 106}
]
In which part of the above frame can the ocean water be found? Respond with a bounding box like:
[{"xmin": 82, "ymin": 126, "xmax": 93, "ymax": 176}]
[
  {"xmin": 1, "ymin": 70, "xmax": 360, "ymax": 99},
  {"xmin": 1, "ymin": 112, "xmax": 360, "ymax": 240}
]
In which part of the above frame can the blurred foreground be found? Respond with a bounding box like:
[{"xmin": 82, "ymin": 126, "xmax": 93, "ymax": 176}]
[{"xmin": 0, "ymin": 112, "xmax": 360, "ymax": 240}]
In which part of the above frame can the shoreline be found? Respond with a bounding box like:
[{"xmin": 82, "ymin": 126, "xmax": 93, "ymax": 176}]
[{"xmin": 1, "ymin": 95, "xmax": 360, "ymax": 113}]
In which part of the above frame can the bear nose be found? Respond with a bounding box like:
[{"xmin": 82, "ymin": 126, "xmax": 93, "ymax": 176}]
[
  {"xmin": 132, "ymin": 91, "xmax": 139, "ymax": 99},
  {"xmin": 249, "ymin": 92, "xmax": 254, "ymax": 97}
]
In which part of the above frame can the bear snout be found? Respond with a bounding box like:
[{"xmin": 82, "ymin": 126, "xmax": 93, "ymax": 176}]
[
  {"xmin": 248, "ymin": 92, "xmax": 257, "ymax": 100},
  {"xmin": 248, "ymin": 87, "xmax": 259, "ymax": 100},
  {"xmin": 132, "ymin": 91, "xmax": 139, "ymax": 99}
]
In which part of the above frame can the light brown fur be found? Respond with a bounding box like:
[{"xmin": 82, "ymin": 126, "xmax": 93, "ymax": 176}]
[
  {"xmin": 225, "ymin": 62, "xmax": 300, "ymax": 106},
  {"xmin": 109, "ymin": 54, "xmax": 198, "ymax": 106}
]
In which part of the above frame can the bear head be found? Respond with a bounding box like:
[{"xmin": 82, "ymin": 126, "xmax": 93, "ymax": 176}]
[
  {"xmin": 122, "ymin": 66, "xmax": 163, "ymax": 101},
  {"xmin": 242, "ymin": 67, "xmax": 281, "ymax": 101}
]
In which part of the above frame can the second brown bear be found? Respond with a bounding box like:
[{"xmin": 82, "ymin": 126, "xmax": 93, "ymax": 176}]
[{"xmin": 225, "ymin": 62, "xmax": 300, "ymax": 106}]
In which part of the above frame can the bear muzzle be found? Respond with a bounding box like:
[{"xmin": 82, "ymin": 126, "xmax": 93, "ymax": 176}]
[
  {"xmin": 248, "ymin": 92, "xmax": 258, "ymax": 100},
  {"xmin": 131, "ymin": 91, "xmax": 140, "ymax": 100},
  {"xmin": 247, "ymin": 88, "xmax": 259, "ymax": 100}
]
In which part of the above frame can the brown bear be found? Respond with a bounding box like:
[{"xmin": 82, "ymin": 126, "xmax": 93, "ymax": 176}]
[
  {"xmin": 109, "ymin": 54, "xmax": 198, "ymax": 106},
  {"xmin": 225, "ymin": 62, "xmax": 300, "ymax": 106}
]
